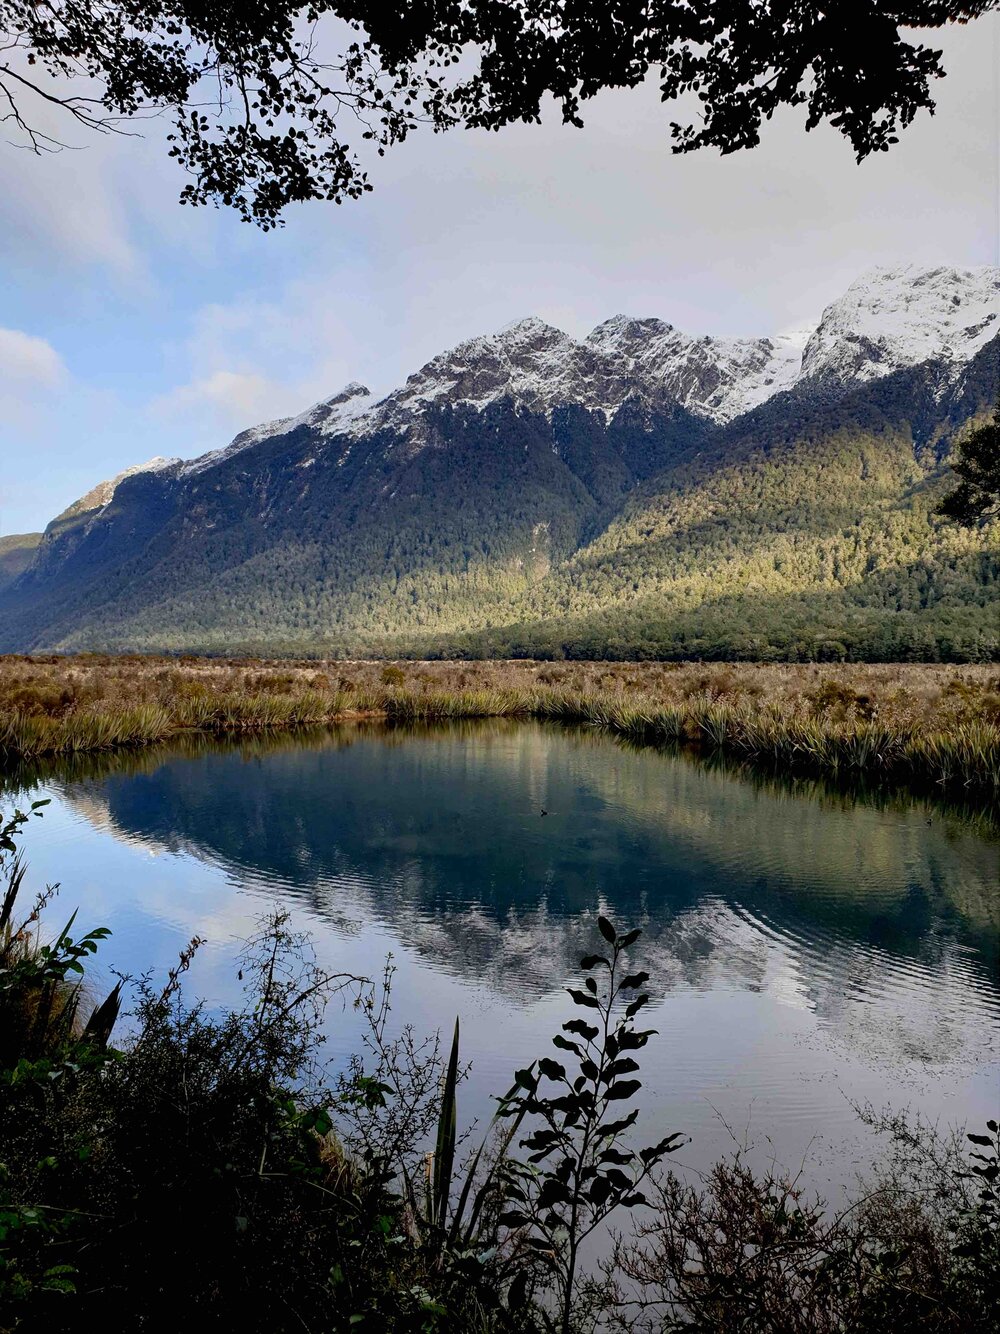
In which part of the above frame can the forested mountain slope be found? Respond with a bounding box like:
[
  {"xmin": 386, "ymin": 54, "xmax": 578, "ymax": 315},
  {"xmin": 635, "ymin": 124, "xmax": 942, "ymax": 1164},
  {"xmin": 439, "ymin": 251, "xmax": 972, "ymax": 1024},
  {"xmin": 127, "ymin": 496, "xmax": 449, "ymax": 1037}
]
[
  {"xmin": 1, "ymin": 265, "xmax": 997, "ymax": 660},
  {"xmin": 469, "ymin": 339, "xmax": 1000, "ymax": 661},
  {"xmin": 0, "ymin": 534, "xmax": 41, "ymax": 593}
]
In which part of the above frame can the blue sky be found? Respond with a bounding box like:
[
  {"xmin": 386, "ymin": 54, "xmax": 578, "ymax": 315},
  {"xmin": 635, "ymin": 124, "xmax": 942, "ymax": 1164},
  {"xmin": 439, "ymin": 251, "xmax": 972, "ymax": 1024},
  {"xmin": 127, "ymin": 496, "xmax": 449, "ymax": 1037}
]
[{"xmin": 2, "ymin": 15, "xmax": 997, "ymax": 535}]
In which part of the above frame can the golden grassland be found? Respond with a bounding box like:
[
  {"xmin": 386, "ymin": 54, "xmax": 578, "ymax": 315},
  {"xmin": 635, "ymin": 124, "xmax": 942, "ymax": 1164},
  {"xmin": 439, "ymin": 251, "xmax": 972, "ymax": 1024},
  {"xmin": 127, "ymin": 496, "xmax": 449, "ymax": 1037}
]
[{"xmin": 1, "ymin": 654, "xmax": 999, "ymax": 799}]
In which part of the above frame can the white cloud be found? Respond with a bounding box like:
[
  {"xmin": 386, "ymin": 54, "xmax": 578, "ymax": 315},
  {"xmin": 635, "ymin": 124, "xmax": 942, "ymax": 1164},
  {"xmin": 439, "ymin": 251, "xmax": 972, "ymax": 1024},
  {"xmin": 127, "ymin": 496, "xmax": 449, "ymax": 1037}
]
[
  {"xmin": 150, "ymin": 281, "xmax": 376, "ymax": 454},
  {"xmin": 0, "ymin": 327, "xmax": 66, "ymax": 387},
  {"xmin": 155, "ymin": 369, "xmax": 279, "ymax": 428}
]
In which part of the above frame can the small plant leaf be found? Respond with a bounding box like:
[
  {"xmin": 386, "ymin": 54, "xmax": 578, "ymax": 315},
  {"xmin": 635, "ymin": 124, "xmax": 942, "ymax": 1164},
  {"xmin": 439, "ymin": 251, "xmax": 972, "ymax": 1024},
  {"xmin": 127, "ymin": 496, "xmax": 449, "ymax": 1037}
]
[
  {"xmin": 580, "ymin": 954, "xmax": 608, "ymax": 971},
  {"xmin": 605, "ymin": 1079, "xmax": 642, "ymax": 1101},
  {"xmin": 564, "ymin": 1019, "xmax": 599, "ymax": 1041}
]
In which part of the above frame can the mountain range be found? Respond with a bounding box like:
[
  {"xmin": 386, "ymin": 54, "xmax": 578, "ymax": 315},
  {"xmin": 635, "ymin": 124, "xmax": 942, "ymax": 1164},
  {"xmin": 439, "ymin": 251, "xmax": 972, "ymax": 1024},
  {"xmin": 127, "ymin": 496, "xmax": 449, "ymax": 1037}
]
[{"xmin": 2, "ymin": 264, "xmax": 997, "ymax": 660}]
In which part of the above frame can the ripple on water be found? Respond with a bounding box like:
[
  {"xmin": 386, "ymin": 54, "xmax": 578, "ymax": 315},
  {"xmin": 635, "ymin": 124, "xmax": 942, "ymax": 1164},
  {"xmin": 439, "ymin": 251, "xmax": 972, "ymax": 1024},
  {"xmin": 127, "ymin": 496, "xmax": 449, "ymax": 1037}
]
[{"xmin": 8, "ymin": 721, "xmax": 999, "ymax": 1188}]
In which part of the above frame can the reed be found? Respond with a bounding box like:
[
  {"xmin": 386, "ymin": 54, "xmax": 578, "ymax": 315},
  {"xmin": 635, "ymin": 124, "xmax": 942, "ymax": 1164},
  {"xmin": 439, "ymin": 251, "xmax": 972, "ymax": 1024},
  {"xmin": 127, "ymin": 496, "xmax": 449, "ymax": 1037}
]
[
  {"xmin": 1, "ymin": 655, "xmax": 997, "ymax": 800},
  {"xmin": 0, "ymin": 703, "xmax": 173, "ymax": 759}
]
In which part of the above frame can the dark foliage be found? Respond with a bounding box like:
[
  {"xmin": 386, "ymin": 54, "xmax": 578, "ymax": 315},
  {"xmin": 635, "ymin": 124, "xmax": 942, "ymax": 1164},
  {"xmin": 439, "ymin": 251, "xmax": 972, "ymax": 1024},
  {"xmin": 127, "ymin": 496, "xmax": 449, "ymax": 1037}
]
[
  {"xmin": 607, "ymin": 1116, "xmax": 1000, "ymax": 1333},
  {"xmin": 499, "ymin": 916, "xmax": 685, "ymax": 1332},
  {"xmin": 1, "ymin": 814, "xmax": 997, "ymax": 1331},
  {"xmin": 939, "ymin": 405, "xmax": 1000, "ymax": 525},
  {"xmin": 0, "ymin": 2, "xmax": 993, "ymax": 225}
]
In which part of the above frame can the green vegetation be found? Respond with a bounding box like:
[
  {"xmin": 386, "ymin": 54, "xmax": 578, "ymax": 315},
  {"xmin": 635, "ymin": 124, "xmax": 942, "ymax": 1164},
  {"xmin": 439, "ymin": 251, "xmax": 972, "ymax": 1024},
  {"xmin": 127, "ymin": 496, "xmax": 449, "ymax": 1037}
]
[
  {"xmin": 0, "ymin": 539, "xmax": 40, "ymax": 597},
  {"xmin": 1, "ymin": 810, "xmax": 997, "ymax": 1332},
  {"xmin": 939, "ymin": 404, "xmax": 1000, "ymax": 526},
  {"xmin": 1, "ymin": 657, "xmax": 998, "ymax": 801}
]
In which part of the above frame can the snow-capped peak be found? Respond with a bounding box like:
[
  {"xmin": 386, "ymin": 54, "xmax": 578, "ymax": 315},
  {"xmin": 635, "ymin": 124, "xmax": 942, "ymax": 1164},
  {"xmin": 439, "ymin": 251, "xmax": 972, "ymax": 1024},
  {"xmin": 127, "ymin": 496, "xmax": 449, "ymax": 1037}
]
[
  {"xmin": 180, "ymin": 382, "xmax": 374, "ymax": 476},
  {"xmin": 168, "ymin": 262, "xmax": 999, "ymax": 476},
  {"xmin": 800, "ymin": 263, "xmax": 1000, "ymax": 387},
  {"xmin": 587, "ymin": 316, "xmax": 806, "ymax": 422},
  {"xmin": 348, "ymin": 316, "xmax": 638, "ymax": 431}
]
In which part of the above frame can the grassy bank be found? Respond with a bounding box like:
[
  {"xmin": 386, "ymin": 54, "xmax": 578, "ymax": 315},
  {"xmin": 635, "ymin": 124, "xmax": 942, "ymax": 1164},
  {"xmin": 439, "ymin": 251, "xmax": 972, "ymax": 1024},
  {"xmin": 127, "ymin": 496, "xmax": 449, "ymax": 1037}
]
[{"xmin": 1, "ymin": 656, "xmax": 999, "ymax": 799}]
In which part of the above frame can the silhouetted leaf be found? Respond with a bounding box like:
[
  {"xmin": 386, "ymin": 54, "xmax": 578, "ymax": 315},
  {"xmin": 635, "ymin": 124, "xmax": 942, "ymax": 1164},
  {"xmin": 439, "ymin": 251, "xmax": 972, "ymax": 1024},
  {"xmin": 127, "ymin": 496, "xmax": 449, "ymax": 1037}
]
[
  {"xmin": 597, "ymin": 917, "xmax": 616, "ymax": 944},
  {"xmin": 605, "ymin": 1079, "xmax": 642, "ymax": 1101},
  {"xmin": 640, "ymin": 1133, "xmax": 686, "ymax": 1162},
  {"xmin": 597, "ymin": 1110, "xmax": 639, "ymax": 1138},
  {"xmin": 538, "ymin": 1058, "xmax": 566, "ymax": 1082},
  {"xmin": 538, "ymin": 1178, "xmax": 571, "ymax": 1208},
  {"xmin": 580, "ymin": 954, "xmax": 608, "ymax": 971},
  {"xmin": 600, "ymin": 1147, "xmax": 634, "ymax": 1165},
  {"xmin": 617, "ymin": 1029, "xmax": 656, "ymax": 1050},
  {"xmin": 603, "ymin": 1058, "xmax": 640, "ymax": 1080},
  {"xmin": 588, "ymin": 1175, "xmax": 613, "ymax": 1205},
  {"xmin": 552, "ymin": 1035, "xmax": 582, "ymax": 1057}
]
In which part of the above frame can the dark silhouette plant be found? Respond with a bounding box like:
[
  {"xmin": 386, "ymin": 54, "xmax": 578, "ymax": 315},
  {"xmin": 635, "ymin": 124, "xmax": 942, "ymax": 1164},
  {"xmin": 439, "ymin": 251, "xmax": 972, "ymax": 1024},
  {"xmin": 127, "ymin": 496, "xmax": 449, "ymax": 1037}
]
[
  {"xmin": 1, "ymin": 2, "xmax": 988, "ymax": 226},
  {"xmin": 497, "ymin": 915, "xmax": 685, "ymax": 1333},
  {"xmin": 939, "ymin": 407, "xmax": 1000, "ymax": 526}
]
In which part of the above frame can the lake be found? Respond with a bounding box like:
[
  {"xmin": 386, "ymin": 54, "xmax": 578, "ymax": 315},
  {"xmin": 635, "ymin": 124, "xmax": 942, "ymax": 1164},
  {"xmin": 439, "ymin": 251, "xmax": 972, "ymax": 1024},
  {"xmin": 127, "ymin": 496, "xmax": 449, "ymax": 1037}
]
[{"xmin": 8, "ymin": 720, "xmax": 999, "ymax": 1197}]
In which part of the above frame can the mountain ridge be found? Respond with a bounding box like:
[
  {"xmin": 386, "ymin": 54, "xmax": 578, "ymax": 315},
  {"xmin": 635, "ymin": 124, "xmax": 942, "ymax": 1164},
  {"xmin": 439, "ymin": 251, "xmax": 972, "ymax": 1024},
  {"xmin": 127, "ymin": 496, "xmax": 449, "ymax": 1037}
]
[{"xmin": 3, "ymin": 263, "xmax": 997, "ymax": 661}]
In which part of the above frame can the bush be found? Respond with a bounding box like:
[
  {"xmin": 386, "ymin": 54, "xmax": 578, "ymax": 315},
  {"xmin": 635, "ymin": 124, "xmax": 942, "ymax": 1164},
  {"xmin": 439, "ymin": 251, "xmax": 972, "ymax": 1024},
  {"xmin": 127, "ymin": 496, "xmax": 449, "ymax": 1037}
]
[{"xmin": 606, "ymin": 1113, "xmax": 1000, "ymax": 1333}]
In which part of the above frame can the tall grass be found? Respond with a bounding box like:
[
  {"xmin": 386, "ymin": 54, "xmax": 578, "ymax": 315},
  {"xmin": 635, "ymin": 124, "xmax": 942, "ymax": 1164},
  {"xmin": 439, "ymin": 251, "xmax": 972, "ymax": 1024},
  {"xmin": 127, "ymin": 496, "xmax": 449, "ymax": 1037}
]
[
  {"xmin": 1, "ymin": 657, "xmax": 997, "ymax": 801},
  {"xmin": 0, "ymin": 703, "xmax": 173, "ymax": 758}
]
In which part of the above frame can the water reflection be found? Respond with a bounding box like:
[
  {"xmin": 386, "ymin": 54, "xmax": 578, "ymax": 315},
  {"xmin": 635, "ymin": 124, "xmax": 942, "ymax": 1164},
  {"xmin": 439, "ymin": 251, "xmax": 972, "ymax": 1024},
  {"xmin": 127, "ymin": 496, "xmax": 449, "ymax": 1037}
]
[
  {"xmin": 7, "ymin": 720, "xmax": 998, "ymax": 1190},
  {"xmin": 13, "ymin": 721, "xmax": 996, "ymax": 1062}
]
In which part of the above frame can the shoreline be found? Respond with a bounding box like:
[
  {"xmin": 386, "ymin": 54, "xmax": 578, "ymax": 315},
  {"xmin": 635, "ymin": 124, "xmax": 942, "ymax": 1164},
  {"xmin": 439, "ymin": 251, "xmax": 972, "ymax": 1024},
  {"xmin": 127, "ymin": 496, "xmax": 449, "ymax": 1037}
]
[{"xmin": 1, "ymin": 656, "xmax": 998, "ymax": 802}]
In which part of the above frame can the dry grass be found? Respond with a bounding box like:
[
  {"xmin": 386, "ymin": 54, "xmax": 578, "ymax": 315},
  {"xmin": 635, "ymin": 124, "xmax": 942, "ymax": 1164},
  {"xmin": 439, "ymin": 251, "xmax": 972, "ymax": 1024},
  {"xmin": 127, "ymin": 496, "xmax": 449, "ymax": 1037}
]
[{"xmin": 1, "ymin": 654, "xmax": 998, "ymax": 798}]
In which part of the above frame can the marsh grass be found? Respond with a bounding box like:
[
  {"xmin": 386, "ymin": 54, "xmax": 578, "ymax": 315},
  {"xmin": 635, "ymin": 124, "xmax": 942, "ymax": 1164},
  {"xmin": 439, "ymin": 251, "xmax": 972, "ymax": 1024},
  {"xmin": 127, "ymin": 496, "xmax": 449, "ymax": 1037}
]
[{"xmin": 1, "ymin": 656, "xmax": 998, "ymax": 799}]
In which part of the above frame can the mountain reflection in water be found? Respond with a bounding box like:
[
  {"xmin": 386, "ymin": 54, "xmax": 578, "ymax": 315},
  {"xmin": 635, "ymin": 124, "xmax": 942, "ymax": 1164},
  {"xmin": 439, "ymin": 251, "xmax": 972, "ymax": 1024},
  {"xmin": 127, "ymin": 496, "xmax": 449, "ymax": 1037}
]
[{"xmin": 11, "ymin": 721, "xmax": 999, "ymax": 1185}]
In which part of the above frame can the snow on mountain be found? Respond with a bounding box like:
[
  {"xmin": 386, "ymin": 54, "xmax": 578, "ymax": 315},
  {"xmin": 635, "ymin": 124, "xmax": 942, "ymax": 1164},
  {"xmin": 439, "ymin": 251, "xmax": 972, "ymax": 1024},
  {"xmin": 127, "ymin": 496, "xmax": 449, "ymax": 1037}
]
[
  {"xmin": 180, "ymin": 382, "xmax": 373, "ymax": 477},
  {"xmin": 799, "ymin": 264, "xmax": 1000, "ymax": 388},
  {"xmin": 586, "ymin": 316, "xmax": 807, "ymax": 422},
  {"xmin": 339, "ymin": 317, "xmax": 643, "ymax": 436},
  {"xmin": 170, "ymin": 263, "xmax": 998, "ymax": 477},
  {"xmin": 57, "ymin": 456, "xmax": 180, "ymax": 520}
]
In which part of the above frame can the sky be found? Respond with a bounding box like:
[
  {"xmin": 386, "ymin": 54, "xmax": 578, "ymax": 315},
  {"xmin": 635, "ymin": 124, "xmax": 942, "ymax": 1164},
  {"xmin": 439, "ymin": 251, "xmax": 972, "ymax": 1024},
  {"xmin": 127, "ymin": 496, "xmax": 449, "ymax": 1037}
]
[{"xmin": 1, "ymin": 14, "xmax": 998, "ymax": 535}]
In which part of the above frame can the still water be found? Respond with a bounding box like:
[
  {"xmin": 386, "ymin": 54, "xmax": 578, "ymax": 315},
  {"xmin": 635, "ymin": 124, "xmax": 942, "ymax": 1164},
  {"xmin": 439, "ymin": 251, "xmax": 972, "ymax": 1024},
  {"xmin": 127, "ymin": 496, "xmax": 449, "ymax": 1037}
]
[{"xmin": 9, "ymin": 721, "xmax": 1000, "ymax": 1194}]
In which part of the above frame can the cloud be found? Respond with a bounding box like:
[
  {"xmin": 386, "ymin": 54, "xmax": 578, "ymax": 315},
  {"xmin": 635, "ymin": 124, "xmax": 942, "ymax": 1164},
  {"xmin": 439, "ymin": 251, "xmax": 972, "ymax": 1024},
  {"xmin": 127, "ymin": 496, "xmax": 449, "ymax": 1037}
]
[
  {"xmin": 2, "ymin": 9, "xmax": 996, "ymax": 535},
  {"xmin": 0, "ymin": 327, "xmax": 69, "ymax": 449},
  {"xmin": 0, "ymin": 327, "xmax": 66, "ymax": 387},
  {"xmin": 150, "ymin": 281, "xmax": 375, "ymax": 453},
  {"xmin": 155, "ymin": 369, "xmax": 280, "ymax": 429}
]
